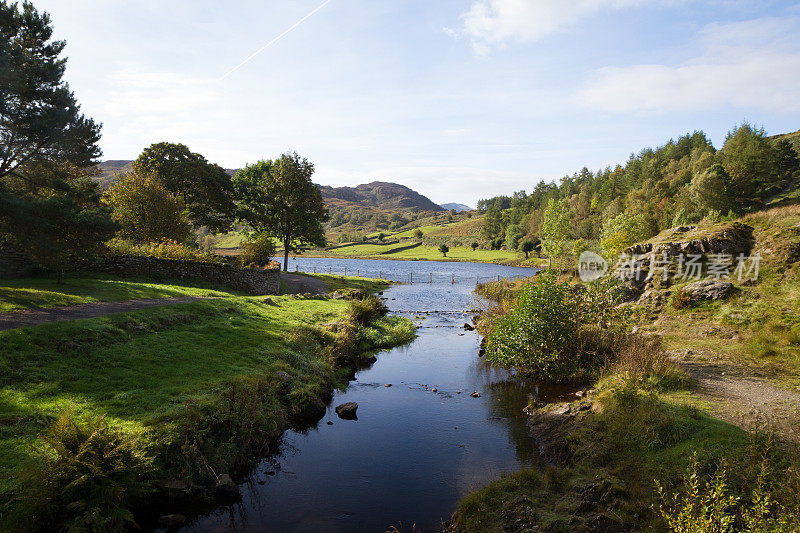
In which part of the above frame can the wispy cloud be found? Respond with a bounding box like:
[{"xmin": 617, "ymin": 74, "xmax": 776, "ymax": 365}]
[
  {"xmin": 577, "ymin": 17, "xmax": 800, "ymax": 113},
  {"xmin": 456, "ymin": 0, "xmax": 648, "ymax": 55}
]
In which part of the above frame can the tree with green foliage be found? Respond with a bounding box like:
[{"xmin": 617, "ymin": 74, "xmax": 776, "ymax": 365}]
[
  {"xmin": 600, "ymin": 212, "xmax": 648, "ymax": 261},
  {"xmin": 132, "ymin": 142, "xmax": 236, "ymax": 233},
  {"xmin": 521, "ymin": 239, "xmax": 535, "ymax": 259},
  {"xmin": 378, "ymin": 232, "xmax": 386, "ymax": 242},
  {"xmin": 540, "ymin": 198, "xmax": 572, "ymax": 269},
  {"xmin": 232, "ymin": 152, "xmax": 328, "ymax": 271},
  {"xmin": 0, "ymin": 2, "xmax": 115, "ymax": 282},
  {"xmin": 414, "ymin": 228, "xmax": 423, "ymax": 240},
  {"xmin": 439, "ymin": 244, "xmax": 449, "ymax": 257},
  {"xmin": 471, "ymin": 241, "xmax": 479, "ymax": 251},
  {"xmin": 719, "ymin": 123, "xmax": 779, "ymax": 209},
  {"xmin": 689, "ymin": 163, "xmax": 732, "ymax": 215},
  {"xmin": 103, "ymin": 172, "xmax": 192, "ymax": 243},
  {"xmin": 0, "ymin": 1, "xmax": 101, "ymax": 184}
]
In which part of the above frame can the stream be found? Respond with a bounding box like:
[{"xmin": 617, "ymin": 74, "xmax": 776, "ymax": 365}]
[{"xmin": 180, "ymin": 259, "xmax": 575, "ymax": 532}]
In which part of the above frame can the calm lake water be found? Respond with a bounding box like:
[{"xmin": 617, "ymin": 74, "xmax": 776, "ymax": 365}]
[{"xmin": 180, "ymin": 259, "xmax": 574, "ymax": 533}]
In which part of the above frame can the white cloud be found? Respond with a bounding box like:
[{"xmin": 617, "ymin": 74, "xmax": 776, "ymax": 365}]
[
  {"xmin": 458, "ymin": 0, "xmax": 646, "ymax": 54},
  {"xmin": 577, "ymin": 17, "xmax": 800, "ymax": 113}
]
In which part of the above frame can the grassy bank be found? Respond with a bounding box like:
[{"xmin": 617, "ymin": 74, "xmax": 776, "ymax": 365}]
[
  {"xmin": 0, "ymin": 275, "xmax": 413, "ymax": 531},
  {"xmin": 0, "ymin": 273, "xmax": 233, "ymax": 313},
  {"xmin": 453, "ymin": 208, "xmax": 800, "ymax": 531}
]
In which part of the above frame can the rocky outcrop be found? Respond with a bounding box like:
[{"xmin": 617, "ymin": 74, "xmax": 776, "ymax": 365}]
[
  {"xmin": 615, "ymin": 223, "xmax": 754, "ymax": 310},
  {"xmin": 680, "ymin": 280, "xmax": 734, "ymax": 303}
]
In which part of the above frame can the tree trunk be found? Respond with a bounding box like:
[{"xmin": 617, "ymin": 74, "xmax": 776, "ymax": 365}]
[
  {"xmin": 283, "ymin": 238, "xmax": 289, "ymax": 272},
  {"xmin": 57, "ymin": 269, "xmax": 64, "ymax": 284},
  {"xmin": 525, "ymin": 251, "xmax": 529, "ymax": 259}
]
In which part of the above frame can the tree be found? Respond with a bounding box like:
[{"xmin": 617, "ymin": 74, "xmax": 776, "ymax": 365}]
[
  {"xmin": 232, "ymin": 152, "xmax": 328, "ymax": 271},
  {"xmin": 378, "ymin": 232, "xmax": 386, "ymax": 242},
  {"xmin": 414, "ymin": 228, "xmax": 423, "ymax": 240},
  {"xmin": 0, "ymin": 1, "xmax": 101, "ymax": 184},
  {"xmin": 439, "ymin": 244, "xmax": 449, "ymax": 257},
  {"xmin": 540, "ymin": 198, "xmax": 572, "ymax": 269},
  {"xmin": 0, "ymin": 5, "xmax": 114, "ymax": 282},
  {"xmin": 132, "ymin": 142, "xmax": 236, "ymax": 233},
  {"xmin": 689, "ymin": 164, "xmax": 732, "ymax": 215},
  {"xmin": 600, "ymin": 212, "xmax": 648, "ymax": 262},
  {"xmin": 719, "ymin": 123, "xmax": 776, "ymax": 209},
  {"xmin": 471, "ymin": 241, "xmax": 479, "ymax": 251},
  {"xmin": 103, "ymin": 172, "xmax": 192, "ymax": 243},
  {"xmin": 521, "ymin": 239, "xmax": 535, "ymax": 259}
]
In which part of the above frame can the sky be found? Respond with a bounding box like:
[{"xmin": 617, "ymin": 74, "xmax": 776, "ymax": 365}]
[{"xmin": 32, "ymin": 0, "xmax": 800, "ymax": 207}]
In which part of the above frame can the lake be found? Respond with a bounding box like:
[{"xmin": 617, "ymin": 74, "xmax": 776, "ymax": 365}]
[{"xmin": 182, "ymin": 258, "xmax": 573, "ymax": 532}]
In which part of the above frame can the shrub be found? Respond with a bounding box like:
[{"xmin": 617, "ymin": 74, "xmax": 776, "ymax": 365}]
[
  {"xmin": 484, "ymin": 273, "xmax": 629, "ymax": 382},
  {"xmin": 239, "ymin": 233, "xmax": 276, "ymax": 267},
  {"xmin": 17, "ymin": 412, "xmax": 153, "ymax": 532},
  {"xmin": 344, "ymin": 295, "xmax": 388, "ymax": 327},
  {"xmin": 608, "ymin": 333, "xmax": 692, "ymax": 391},
  {"xmin": 107, "ymin": 238, "xmax": 224, "ymax": 263},
  {"xmin": 657, "ymin": 453, "xmax": 800, "ymax": 532}
]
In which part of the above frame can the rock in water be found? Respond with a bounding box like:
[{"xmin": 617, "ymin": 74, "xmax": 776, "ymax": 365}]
[
  {"xmin": 470, "ymin": 391, "xmax": 481, "ymax": 398},
  {"xmin": 215, "ymin": 474, "xmax": 241, "ymax": 501},
  {"xmin": 463, "ymin": 323, "xmax": 475, "ymax": 331},
  {"xmin": 335, "ymin": 402, "xmax": 358, "ymax": 420}
]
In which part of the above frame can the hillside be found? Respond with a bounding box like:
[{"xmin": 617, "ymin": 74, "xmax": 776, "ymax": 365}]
[
  {"xmin": 441, "ymin": 203, "xmax": 473, "ymax": 212},
  {"xmin": 319, "ymin": 181, "xmax": 443, "ymax": 212}
]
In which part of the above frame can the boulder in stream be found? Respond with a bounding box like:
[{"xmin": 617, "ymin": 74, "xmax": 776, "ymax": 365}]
[{"xmin": 335, "ymin": 402, "xmax": 358, "ymax": 420}]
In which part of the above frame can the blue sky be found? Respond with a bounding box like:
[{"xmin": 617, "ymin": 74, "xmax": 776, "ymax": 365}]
[{"xmin": 34, "ymin": 0, "xmax": 800, "ymax": 206}]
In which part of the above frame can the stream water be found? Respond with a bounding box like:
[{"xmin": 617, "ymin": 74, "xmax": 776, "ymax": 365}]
[{"xmin": 181, "ymin": 259, "xmax": 575, "ymax": 532}]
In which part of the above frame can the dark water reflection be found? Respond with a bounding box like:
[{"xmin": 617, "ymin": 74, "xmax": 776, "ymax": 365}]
[{"xmin": 183, "ymin": 260, "xmax": 574, "ymax": 533}]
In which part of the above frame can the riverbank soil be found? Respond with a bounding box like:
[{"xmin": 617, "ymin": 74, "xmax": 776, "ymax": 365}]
[
  {"xmin": 452, "ymin": 206, "xmax": 800, "ymax": 532},
  {"xmin": 0, "ymin": 273, "xmax": 413, "ymax": 531}
]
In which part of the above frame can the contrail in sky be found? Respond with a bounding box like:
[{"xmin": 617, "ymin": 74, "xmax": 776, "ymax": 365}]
[{"xmin": 220, "ymin": 0, "xmax": 332, "ymax": 80}]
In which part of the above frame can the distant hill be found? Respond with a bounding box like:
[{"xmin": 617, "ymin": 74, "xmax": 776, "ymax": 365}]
[
  {"xmin": 319, "ymin": 181, "xmax": 443, "ymax": 212},
  {"xmin": 441, "ymin": 203, "xmax": 473, "ymax": 212}
]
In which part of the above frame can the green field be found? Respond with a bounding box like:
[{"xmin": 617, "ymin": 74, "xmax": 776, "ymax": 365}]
[
  {"xmin": 0, "ymin": 274, "xmax": 233, "ymax": 313},
  {"xmin": 0, "ymin": 274, "xmax": 413, "ymax": 528}
]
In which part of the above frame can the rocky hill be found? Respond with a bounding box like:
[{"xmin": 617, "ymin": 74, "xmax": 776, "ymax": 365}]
[
  {"xmin": 441, "ymin": 203, "xmax": 473, "ymax": 212},
  {"xmin": 318, "ymin": 181, "xmax": 442, "ymax": 212}
]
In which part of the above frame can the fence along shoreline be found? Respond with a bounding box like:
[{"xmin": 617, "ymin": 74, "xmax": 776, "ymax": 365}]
[{"xmin": 291, "ymin": 264, "xmax": 532, "ymax": 285}]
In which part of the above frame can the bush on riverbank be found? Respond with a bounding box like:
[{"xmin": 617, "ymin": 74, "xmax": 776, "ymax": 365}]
[{"xmin": 483, "ymin": 273, "xmax": 631, "ymax": 383}]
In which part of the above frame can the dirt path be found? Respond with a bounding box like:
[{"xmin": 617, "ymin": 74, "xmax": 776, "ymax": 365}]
[
  {"xmin": 280, "ymin": 272, "xmax": 330, "ymax": 294},
  {"xmin": 671, "ymin": 350, "xmax": 800, "ymax": 443},
  {"xmin": 0, "ymin": 296, "xmax": 211, "ymax": 332}
]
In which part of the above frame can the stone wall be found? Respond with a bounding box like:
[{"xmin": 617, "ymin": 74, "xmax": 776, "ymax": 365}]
[
  {"xmin": 95, "ymin": 255, "xmax": 280, "ymax": 295},
  {"xmin": 0, "ymin": 244, "xmax": 36, "ymax": 278}
]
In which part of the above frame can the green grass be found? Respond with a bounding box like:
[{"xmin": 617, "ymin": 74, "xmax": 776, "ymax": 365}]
[
  {"xmin": 303, "ymin": 244, "xmax": 541, "ymax": 265},
  {"xmin": 452, "ymin": 386, "xmax": 775, "ymax": 532},
  {"xmin": 0, "ymin": 276, "xmax": 414, "ymax": 527},
  {"xmin": 0, "ymin": 274, "xmax": 234, "ymax": 313}
]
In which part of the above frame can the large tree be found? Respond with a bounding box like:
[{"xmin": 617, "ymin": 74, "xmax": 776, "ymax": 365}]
[
  {"xmin": 0, "ymin": 2, "xmax": 115, "ymax": 280},
  {"xmin": 0, "ymin": 1, "xmax": 101, "ymax": 184},
  {"xmin": 232, "ymin": 152, "xmax": 328, "ymax": 271},
  {"xmin": 132, "ymin": 142, "xmax": 236, "ymax": 233}
]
